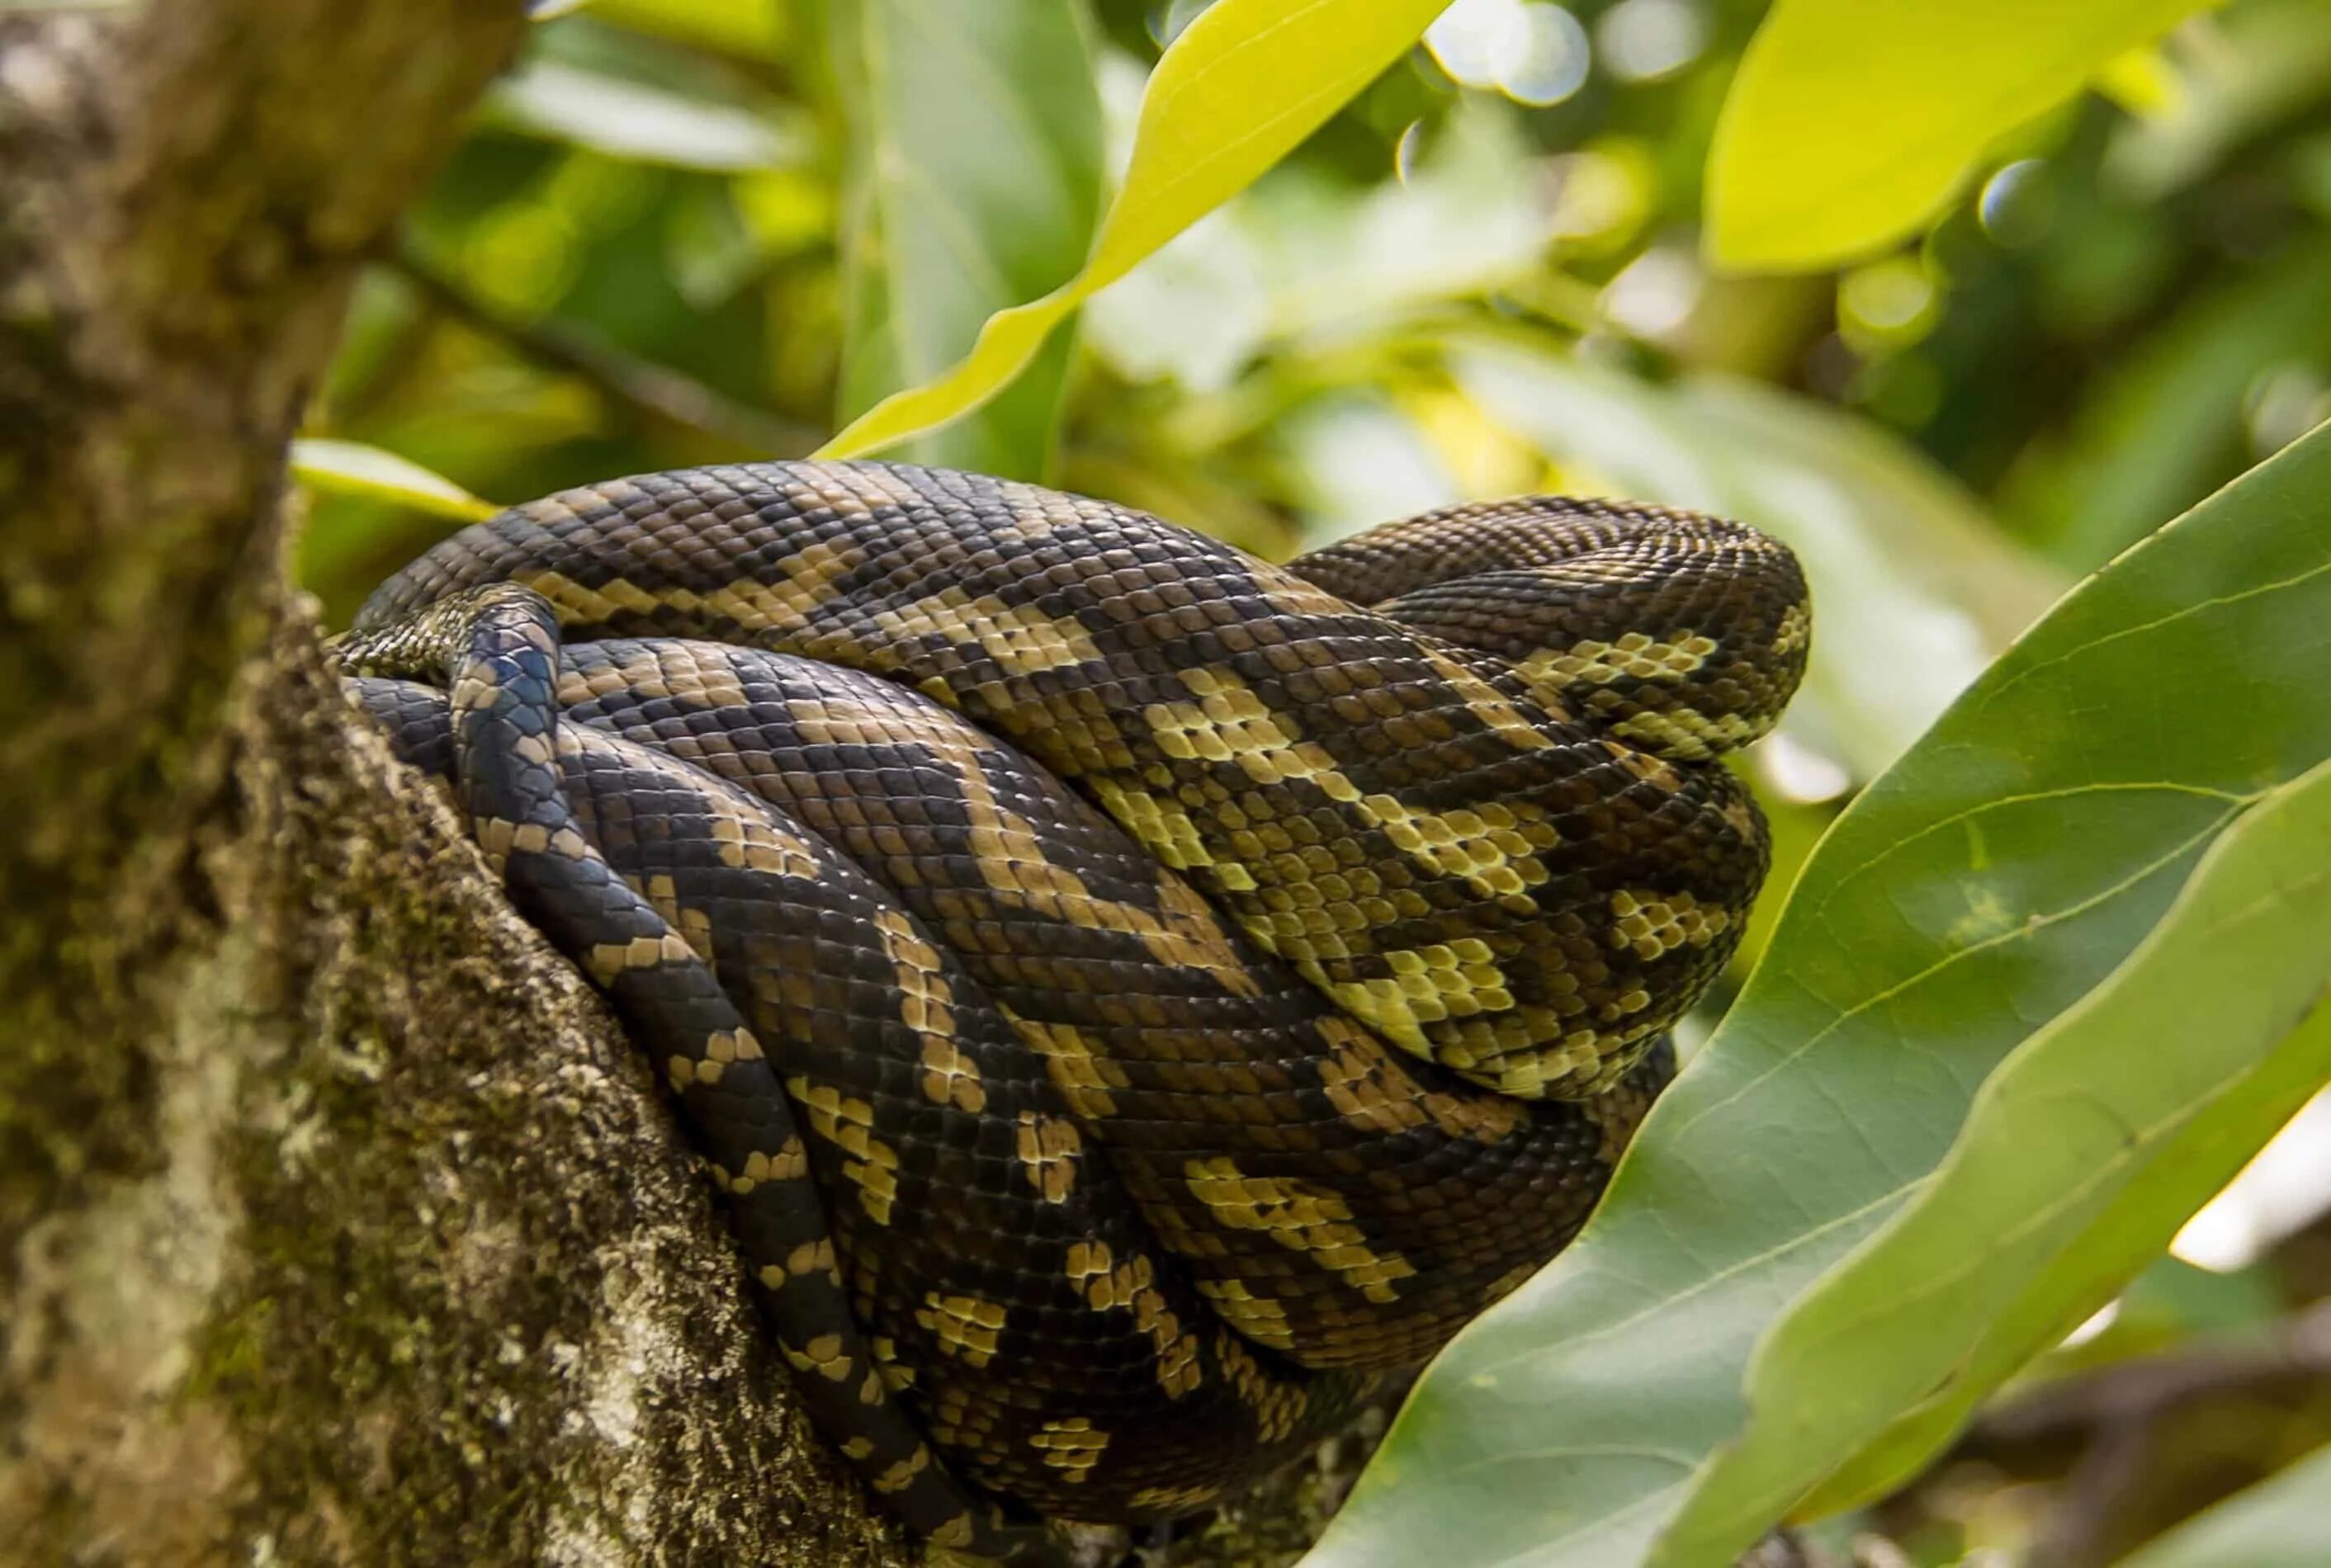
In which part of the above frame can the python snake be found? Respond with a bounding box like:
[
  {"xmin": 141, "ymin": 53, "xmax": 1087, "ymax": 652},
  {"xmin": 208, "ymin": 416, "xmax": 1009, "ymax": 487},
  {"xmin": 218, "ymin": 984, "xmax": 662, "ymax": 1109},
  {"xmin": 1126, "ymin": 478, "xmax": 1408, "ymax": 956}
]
[{"xmin": 338, "ymin": 460, "xmax": 1807, "ymax": 1562}]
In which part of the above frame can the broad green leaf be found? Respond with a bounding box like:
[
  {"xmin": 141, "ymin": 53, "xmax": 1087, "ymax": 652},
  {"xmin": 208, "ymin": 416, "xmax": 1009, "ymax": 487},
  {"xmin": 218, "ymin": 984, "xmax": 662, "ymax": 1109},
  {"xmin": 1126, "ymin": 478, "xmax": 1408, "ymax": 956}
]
[
  {"xmin": 1302, "ymin": 409, "xmax": 2331, "ymax": 1568},
  {"xmin": 1654, "ymin": 758, "xmax": 2331, "ymax": 1565},
  {"xmin": 830, "ymin": 0, "xmax": 1103, "ymax": 479},
  {"xmin": 816, "ymin": 0, "xmax": 1454, "ymax": 462},
  {"xmin": 1705, "ymin": 0, "xmax": 2217, "ymax": 271},
  {"xmin": 483, "ymin": 59, "xmax": 809, "ymax": 171},
  {"xmin": 2119, "ymin": 1440, "xmax": 2331, "ymax": 1568},
  {"xmin": 1453, "ymin": 342, "xmax": 2065, "ymax": 781},
  {"xmin": 289, "ymin": 440, "xmax": 498, "ymax": 523}
]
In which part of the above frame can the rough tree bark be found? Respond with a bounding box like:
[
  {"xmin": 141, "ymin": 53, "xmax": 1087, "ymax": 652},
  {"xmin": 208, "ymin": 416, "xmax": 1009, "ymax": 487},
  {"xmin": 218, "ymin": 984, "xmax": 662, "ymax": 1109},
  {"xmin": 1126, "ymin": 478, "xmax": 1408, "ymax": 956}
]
[
  {"xmin": 0, "ymin": 5, "xmax": 1367, "ymax": 1565},
  {"xmin": 0, "ymin": 1, "xmax": 905, "ymax": 1561}
]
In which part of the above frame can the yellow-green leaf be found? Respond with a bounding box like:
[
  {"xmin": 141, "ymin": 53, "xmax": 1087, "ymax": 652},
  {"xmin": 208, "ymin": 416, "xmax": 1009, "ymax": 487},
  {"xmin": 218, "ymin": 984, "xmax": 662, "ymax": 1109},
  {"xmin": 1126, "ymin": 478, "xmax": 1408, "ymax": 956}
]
[
  {"xmin": 289, "ymin": 440, "xmax": 498, "ymax": 523},
  {"xmin": 816, "ymin": 0, "xmax": 1453, "ymax": 461},
  {"xmin": 2096, "ymin": 42, "xmax": 2187, "ymax": 119},
  {"xmin": 1705, "ymin": 0, "xmax": 2217, "ymax": 272},
  {"xmin": 830, "ymin": 0, "xmax": 1103, "ymax": 479},
  {"xmin": 584, "ymin": 0, "xmax": 790, "ymax": 61}
]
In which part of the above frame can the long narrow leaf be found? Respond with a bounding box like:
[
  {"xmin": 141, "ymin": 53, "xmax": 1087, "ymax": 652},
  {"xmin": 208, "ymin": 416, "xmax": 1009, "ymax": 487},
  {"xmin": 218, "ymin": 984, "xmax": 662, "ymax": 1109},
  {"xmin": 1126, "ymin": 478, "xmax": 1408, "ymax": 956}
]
[
  {"xmin": 830, "ymin": 0, "xmax": 1102, "ymax": 477},
  {"xmin": 290, "ymin": 440, "xmax": 498, "ymax": 523}
]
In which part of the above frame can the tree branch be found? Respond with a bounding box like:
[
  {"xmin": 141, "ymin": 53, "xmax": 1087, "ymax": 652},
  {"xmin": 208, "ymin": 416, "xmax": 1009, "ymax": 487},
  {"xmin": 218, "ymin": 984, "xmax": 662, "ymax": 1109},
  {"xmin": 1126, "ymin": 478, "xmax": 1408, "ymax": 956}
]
[
  {"xmin": 0, "ymin": 3, "xmax": 906, "ymax": 1561},
  {"xmin": 0, "ymin": 0, "xmax": 533, "ymax": 1219},
  {"xmin": 387, "ymin": 245, "xmax": 823, "ymax": 458}
]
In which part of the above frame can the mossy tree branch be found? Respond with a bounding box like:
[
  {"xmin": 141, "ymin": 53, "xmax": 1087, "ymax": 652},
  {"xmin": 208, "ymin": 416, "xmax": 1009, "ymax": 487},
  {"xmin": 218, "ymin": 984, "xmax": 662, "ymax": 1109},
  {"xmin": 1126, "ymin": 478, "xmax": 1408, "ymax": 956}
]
[{"xmin": 0, "ymin": 3, "xmax": 905, "ymax": 1561}]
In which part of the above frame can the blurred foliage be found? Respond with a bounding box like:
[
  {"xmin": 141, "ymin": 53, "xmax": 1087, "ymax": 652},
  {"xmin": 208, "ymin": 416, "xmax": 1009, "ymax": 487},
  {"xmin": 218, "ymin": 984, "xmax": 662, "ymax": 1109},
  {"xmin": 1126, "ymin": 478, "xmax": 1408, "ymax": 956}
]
[{"xmin": 293, "ymin": 0, "xmax": 2331, "ymax": 1562}]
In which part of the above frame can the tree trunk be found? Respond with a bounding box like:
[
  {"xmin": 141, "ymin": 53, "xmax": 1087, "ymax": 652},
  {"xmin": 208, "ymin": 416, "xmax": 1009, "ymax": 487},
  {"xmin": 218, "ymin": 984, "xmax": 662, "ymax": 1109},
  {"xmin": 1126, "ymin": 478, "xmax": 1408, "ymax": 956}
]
[
  {"xmin": 0, "ymin": 7, "xmax": 1368, "ymax": 1565},
  {"xmin": 0, "ymin": 4, "xmax": 898, "ymax": 1561}
]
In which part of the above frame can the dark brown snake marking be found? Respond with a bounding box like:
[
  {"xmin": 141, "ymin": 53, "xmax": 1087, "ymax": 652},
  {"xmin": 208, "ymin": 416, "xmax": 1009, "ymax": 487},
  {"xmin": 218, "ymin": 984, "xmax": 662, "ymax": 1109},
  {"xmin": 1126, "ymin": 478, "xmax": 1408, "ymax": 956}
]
[{"xmin": 338, "ymin": 460, "xmax": 1806, "ymax": 1562}]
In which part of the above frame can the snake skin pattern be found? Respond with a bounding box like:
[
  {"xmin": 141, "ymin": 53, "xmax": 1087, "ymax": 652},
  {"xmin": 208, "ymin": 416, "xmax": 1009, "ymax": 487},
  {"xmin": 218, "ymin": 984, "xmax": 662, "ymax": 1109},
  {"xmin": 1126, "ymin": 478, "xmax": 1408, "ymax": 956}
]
[{"xmin": 338, "ymin": 460, "xmax": 1807, "ymax": 1563}]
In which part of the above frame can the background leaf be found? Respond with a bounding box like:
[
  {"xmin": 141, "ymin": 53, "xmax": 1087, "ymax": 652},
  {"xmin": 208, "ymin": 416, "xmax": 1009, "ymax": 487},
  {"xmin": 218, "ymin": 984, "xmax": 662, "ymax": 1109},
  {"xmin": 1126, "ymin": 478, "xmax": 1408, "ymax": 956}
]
[
  {"xmin": 816, "ymin": 0, "xmax": 1456, "ymax": 462},
  {"xmin": 1999, "ymin": 233, "xmax": 2331, "ymax": 574},
  {"xmin": 484, "ymin": 59, "xmax": 811, "ymax": 171},
  {"xmin": 1706, "ymin": 0, "xmax": 2217, "ymax": 270},
  {"xmin": 584, "ymin": 0, "xmax": 792, "ymax": 60},
  {"xmin": 290, "ymin": 439, "xmax": 499, "ymax": 522},
  {"xmin": 830, "ymin": 0, "xmax": 1104, "ymax": 477},
  {"xmin": 1301, "ymin": 404, "xmax": 2331, "ymax": 1568}
]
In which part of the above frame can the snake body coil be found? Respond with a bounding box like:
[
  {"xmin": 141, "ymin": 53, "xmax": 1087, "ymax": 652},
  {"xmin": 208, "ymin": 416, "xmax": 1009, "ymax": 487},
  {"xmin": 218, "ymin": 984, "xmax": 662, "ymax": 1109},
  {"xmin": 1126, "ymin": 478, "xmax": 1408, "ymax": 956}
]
[{"xmin": 340, "ymin": 460, "xmax": 1807, "ymax": 1560}]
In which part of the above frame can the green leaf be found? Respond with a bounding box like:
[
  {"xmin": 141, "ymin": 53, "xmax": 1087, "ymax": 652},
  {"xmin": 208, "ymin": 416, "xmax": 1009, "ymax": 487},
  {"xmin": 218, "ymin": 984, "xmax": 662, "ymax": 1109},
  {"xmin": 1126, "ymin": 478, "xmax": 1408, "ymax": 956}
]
[
  {"xmin": 830, "ymin": 0, "xmax": 1104, "ymax": 479},
  {"xmin": 1301, "ymin": 413, "xmax": 2331, "ymax": 1568},
  {"xmin": 289, "ymin": 440, "xmax": 499, "ymax": 522},
  {"xmin": 1654, "ymin": 759, "xmax": 2331, "ymax": 1564},
  {"xmin": 816, "ymin": 0, "xmax": 1454, "ymax": 462},
  {"xmin": 2094, "ymin": 43, "xmax": 2186, "ymax": 119},
  {"xmin": 1705, "ymin": 0, "xmax": 2217, "ymax": 272},
  {"xmin": 2001, "ymin": 233, "xmax": 2331, "ymax": 574},
  {"xmin": 2119, "ymin": 1441, "xmax": 2331, "ymax": 1568},
  {"xmin": 483, "ymin": 59, "xmax": 809, "ymax": 171},
  {"xmin": 584, "ymin": 0, "xmax": 791, "ymax": 60},
  {"xmin": 1452, "ymin": 342, "xmax": 2065, "ymax": 781},
  {"xmin": 1086, "ymin": 99, "xmax": 1563, "ymax": 394}
]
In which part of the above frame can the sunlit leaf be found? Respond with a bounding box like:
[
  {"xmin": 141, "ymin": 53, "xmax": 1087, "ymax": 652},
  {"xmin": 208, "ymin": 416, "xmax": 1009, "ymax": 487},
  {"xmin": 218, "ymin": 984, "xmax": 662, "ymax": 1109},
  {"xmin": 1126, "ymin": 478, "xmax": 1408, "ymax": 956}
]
[
  {"xmin": 2119, "ymin": 1440, "xmax": 2331, "ymax": 1568},
  {"xmin": 483, "ymin": 59, "xmax": 809, "ymax": 172},
  {"xmin": 816, "ymin": 0, "xmax": 1455, "ymax": 461},
  {"xmin": 1705, "ymin": 0, "xmax": 2218, "ymax": 271},
  {"xmin": 584, "ymin": 0, "xmax": 790, "ymax": 60},
  {"xmin": 289, "ymin": 440, "xmax": 499, "ymax": 523},
  {"xmin": 830, "ymin": 0, "xmax": 1104, "ymax": 479},
  {"xmin": 1302, "ymin": 412, "xmax": 2331, "ymax": 1568},
  {"xmin": 2096, "ymin": 42, "xmax": 2187, "ymax": 118},
  {"xmin": 1657, "ymin": 761, "xmax": 2331, "ymax": 1562}
]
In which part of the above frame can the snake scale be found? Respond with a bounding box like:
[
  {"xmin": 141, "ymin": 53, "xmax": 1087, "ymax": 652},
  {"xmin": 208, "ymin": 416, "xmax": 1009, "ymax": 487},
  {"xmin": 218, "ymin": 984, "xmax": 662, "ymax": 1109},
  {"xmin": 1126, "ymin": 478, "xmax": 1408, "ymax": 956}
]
[{"xmin": 337, "ymin": 460, "xmax": 1807, "ymax": 1562}]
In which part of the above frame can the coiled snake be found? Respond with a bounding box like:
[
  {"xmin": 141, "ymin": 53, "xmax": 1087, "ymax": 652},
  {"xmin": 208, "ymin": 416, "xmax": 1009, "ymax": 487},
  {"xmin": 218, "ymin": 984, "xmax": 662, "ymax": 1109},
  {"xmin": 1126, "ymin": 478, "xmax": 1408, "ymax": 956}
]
[{"xmin": 338, "ymin": 460, "xmax": 1807, "ymax": 1562}]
